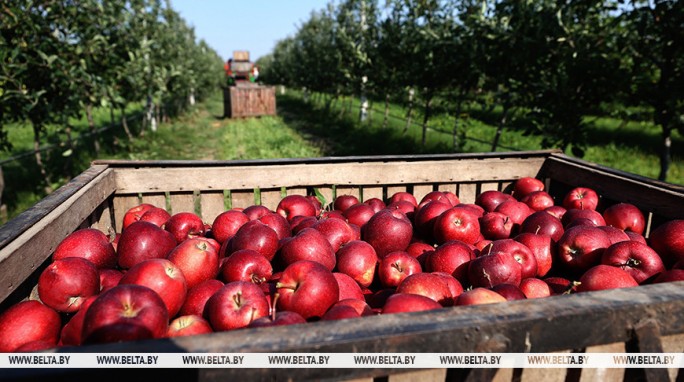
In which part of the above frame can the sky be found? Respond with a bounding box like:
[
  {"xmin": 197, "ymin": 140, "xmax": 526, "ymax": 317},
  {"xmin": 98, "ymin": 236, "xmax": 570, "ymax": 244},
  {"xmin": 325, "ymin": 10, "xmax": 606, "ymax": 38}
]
[{"xmin": 171, "ymin": 0, "xmax": 331, "ymax": 62}]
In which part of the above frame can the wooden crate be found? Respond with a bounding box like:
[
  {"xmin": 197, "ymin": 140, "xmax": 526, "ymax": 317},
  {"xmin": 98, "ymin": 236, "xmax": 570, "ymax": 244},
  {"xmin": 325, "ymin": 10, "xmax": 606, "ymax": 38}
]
[
  {"xmin": 0, "ymin": 150, "xmax": 683, "ymax": 382},
  {"xmin": 222, "ymin": 85, "xmax": 276, "ymax": 118},
  {"xmin": 232, "ymin": 50, "xmax": 250, "ymax": 62}
]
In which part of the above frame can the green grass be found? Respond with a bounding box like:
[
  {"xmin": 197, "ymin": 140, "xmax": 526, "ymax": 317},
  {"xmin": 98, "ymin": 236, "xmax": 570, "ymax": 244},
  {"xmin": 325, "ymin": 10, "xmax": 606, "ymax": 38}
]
[{"xmin": 1, "ymin": 88, "xmax": 681, "ymax": 222}]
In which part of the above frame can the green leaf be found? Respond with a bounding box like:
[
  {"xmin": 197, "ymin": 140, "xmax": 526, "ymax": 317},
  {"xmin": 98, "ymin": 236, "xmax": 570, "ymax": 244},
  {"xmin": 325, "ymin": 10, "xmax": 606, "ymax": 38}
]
[{"xmin": 313, "ymin": 188, "xmax": 328, "ymax": 208}]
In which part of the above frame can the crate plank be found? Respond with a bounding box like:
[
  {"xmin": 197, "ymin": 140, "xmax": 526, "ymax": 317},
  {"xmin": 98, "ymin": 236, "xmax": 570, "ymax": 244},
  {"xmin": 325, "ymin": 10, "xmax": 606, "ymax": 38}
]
[
  {"xmin": 662, "ymin": 333, "xmax": 684, "ymax": 382},
  {"xmin": 200, "ymin": 192, "xmax": 227, "ymax": 224},
  {"xmin": 89, "ymin": 198, "xmax": 115, "ymax": 234},
  {"xmin": 362, "ymin": 186, "xmax": 384, "ymax": 203},
  {"xmin": 169, "ymin": 192, "xmax": 196, "ymax": 215},
  {"xmin": 412, "ymin": 184, "xmax": 434, "ymax": 203},
  {"xmin": 457, "ymin": 183, "xmax": 478, "ymax": 204},
  {"xmin": 259, "ymin": 189, "xmax": 283, "ymax": 211},
  {"xmin": 335, "ymin": 186, "xmax": 361, "ymax": 201},
  {"xmin": 230, "ymin": 190, "xmax": 255, "ymax": 209},
  {"xmin": 0, "ymin": 167, "xmax": 116, "ymax": 306},
  {"xmin": 112, "ymin": 157, "xmax": 546, "ymax": 194},
  {"xmin": 579, "ymin": 343, "xmax": 625, "ymax": 382},
  {"xmin": 141, "ymin": 193, "xmax": 168, "ymax": 210}
]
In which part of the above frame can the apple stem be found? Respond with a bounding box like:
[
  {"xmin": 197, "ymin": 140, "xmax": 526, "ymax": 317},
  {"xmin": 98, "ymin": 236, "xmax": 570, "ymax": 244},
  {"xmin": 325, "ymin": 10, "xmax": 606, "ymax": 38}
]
[
  {"xmin": 271, "ymin": 293, "xmax": 280, "ymax": 321},
  {"xmin": 535, "ymin": 225, "xmax": 541, "ymax": 235},
  {"xmin": 391, "ymin": 262, "xmax": 403, "ymax": 273},
  {"xmin": 233, "ymin": 292, "xmax": 243, "ymax": 307}
]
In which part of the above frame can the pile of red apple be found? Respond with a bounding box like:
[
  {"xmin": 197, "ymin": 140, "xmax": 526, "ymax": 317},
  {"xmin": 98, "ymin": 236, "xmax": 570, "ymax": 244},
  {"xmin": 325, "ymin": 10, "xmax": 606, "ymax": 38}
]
[{"xmin": 1, "ymin": 177, "xmax": 683, "ymax": 352}]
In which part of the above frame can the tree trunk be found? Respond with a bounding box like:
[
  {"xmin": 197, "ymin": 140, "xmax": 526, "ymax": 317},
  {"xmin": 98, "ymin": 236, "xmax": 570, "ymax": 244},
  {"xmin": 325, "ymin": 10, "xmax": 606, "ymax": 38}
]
[
  {"xmin": 32, "ymin": 123, "xmax": 52, "ymax": 194},
  {"xmin": 658, "ymin": 125, "xmax": 672, "ymax": 181},
  {"xmin": 421, "ymin": 95, "xmax": 433, "ymax": 147},
  {"xmin": 404, "ymin": 88, "xmax": 414, "ymax": 135},
  {"xmin": 85, "ymin": 103, "xmax": 100, "ymax": 156},
  {"xmin": 382, "ymin": 93, "xmax": 390, "ymax": 129},
  {"xmin": 121, "ymin": 107, "xmax": 134, "ymax": 141},
  {"xmin": 491, "ymin": 104, "xmax": 510, "ymax": 152}
]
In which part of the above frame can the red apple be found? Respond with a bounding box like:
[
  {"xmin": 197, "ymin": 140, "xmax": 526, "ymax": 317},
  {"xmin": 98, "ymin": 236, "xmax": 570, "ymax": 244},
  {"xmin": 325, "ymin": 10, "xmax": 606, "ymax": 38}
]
[
  {"xmin": 479, "ymin": 211, "xmax": 514, "ymax": 240},
  {"xmin": 513, "ymin": 177, "xmax": 545, "ymax": 200},
  {"xmin": 520, "ymin": 191, "xmax": 555, "ymax": 212},
  {"xmin": 117, "ymin": 221, "xmax": 177, "ymax": 269},
  {"xmin": 276, "ymin": 260, "xmax": 339, "ymax": 320},
  {"xmin": 626, "ymin": 231, "xmax": 648, "ymax": 245},
  {"xmin": 432, "ymin": 206, "xmax": 481, "ymax": 245},
  {"xmin": 378, "ymin": 251, "xmax": 422, "ymax": 288},
  {"xmin": 491, "ymin": 284, "xmax": 527, "ymax": 301},
  {"xmin": 544, "ymin": 276, "xmax": 579, "ymax": 295},
  {"xmin": 276, "ymin": 195, "xmax": 317, "ymax": 221},
  {"xmin": 220, "ymin": 249, "xmax": 273, "ymax": 285},
  {"xmin": 333, "ymin": 298, "xmax": 374, "ymax": 316},
  {"xmin": 167, "ymin": 237, "xmax": 220, "ymax": 289},
  {"xmin": 414, "ymin": 200, "xmax": 452, "ymax": 239},
  {"xmin": 336, "ymin": 240, "xmax": 378, "ymax": 288},
  {"xmin": 598, "ymin": 225, "xmax": 631, "ymax": 245},
  {"xmin": 333, "ymin": 272, "xmax": 365, "ymax": 301},
  {"xmin": 230, "ymin": 220, "xmax": 280, "ymax": 261},
  {"xmin": 519, "ymin": 278, "xmax": 552, "ymax": 299},
  {"xmin": 290, "ymin": 215, "xmax": 318, "ymax": 234},
  {"xmin": 334, "ymin": 195, "xmax": 360, "ymax": 212},
  {"xmin": 179, "ymin": 279, "xmax": 224, "ymax": 317},
  {"xmin": 38, "ymin": 257, "xmax": 100, "ymax": 313},
  {"xmin": 514, "ymin": 232, "xmax": 554, "ymax": 277},
  {"xmin": 122, "ymin": 203, "xmax": 155, "ymax": 230},
  {"xmin": 563, "ymin": 187, "xmax": 599, "ymax": 211},
  {"xmin": 652, "ymin": 269, "xmax": 684, "ymax": 283},
  {"xmin": 432, "ymin": 272, "xmax": 463, "ymax": 301},
  {"xmin": 167, "ymin": 315, "xmax": 213, "ymax": 337},
  {"xmin": 204, "ymin": 281, "xmax": 269, "ymax": 331},
  {"xmin": 363, "ymin": 209, "xmax": 413, "ymax": 257},
  {"xmin": 0, "ymin": 301, "xmax": 61, "ymax": 352},
  {"xmin": 139, "ymin": 207, "xmax": 171, "ymax": 228},
  {"xmin": 387, "ymin": 200, "xmax": 417, "ymax": 219},
  {"xmin": 494, "ymin": 200, "xmax": 532, "ymax": 227},
  {"xmin": 381, "ymin": 293, "xmax": 442, "ymax": 314},
  {"xmin": 306, "ymin": 195, "xmax": 323, "ymax": 216},
  {"xmin": 601, "ymin": 241, "xmax": 665, "ymax": 284},
  {"xmin": 396, "ymin": 272, "xmax": 452, "ymax": 306},
  {"xmin": 345, "ymin": 204, "xmax": 377, "ymax": 231},
  {"xmin": 53, "ymin": 228, "xmax": 116, "ymax": 269},
  {"xmin": 312, "ymin": 217, "xmax": 356, "ymax": 252},
  {"xmin": 456, "ymin": 288, "xmax": 507, "ymax": 306},
  {"xmin": 81, "ymin": 284, "xmax": 169, "ymax": 344},
  {"xmin": 61, "ymin": 296, "xmax": 95, "ymax": 346},
  {"xmin": 576, "ymin": 265, "xmax": 638, "ymax": 292},
  {"xmin": 648, "ymin": 220, "xmax": 684, "ymax": 267},
  {"xmin": 562, "ymin": 209, "xmax": 606, "ymax": 227},
  {"xmin": 211, "ymin": 210, "xmax": 249, "ymax": 244},
  {"xmin": 321, "ymin": 305, "xmax": 360, "ymax": 321},
  {"xmin": 545, "ymin": 206, "xmax": 567, "ymax": 220},
  {"xmin": 489, "ymin": 239, "xmax": 538, "ymax": 280},
  {"xmin": 456, "ymin": 203, "xmax": 485, "ymax": 218},
  {"xmin": 425, "ymin": 240, "xmax": 475, "ymax": 284},
  {"xmin": 257, "ymin": 212, "xmax": 292, "ymax": 240},
  {"xmin": 388, "ymin": 191, "xmax": 417, "ymax": 207},
  {"xmin": 475, "ymin": 190, "xmax": 513, "ymax": 212},
  {"xmin": 279, "ymin": 227, "xmax": 336, "ymax": 270},
  {"xmin": 99, "ymin": 268, "xmax": 124, "ymax": 293},
  {"xmin": 243, "ymin": 205, "xmax": 271, "ymax": 220},
  {"xmin": 468, "ymin": 251, "xmax": 522, "ymax": 288},
  {"xmin": 520, "ymin": 211, "xmax": 565, "ymax": 242},
  {"xmin": 603, "ymin": 203, "xmax": 646, "ymax": 235},
  {"xmin": 365, "ymin": 198, "xmax": 386, "ymax": 213},
  {"xmin": 119, "ymin": 258, "xmax": 187, "ymax": 318},
  {"xmin": 557, "ymin": 225, "xmax": 612, "ymax": 273},
  {"xmin": 165, "ymin": 212, "xmax": 205, "ymax": 243}
]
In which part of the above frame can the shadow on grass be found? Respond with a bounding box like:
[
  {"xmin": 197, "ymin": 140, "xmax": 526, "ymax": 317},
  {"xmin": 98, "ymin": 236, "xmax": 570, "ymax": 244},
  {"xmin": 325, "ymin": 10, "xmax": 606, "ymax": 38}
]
[{"xmin": 276, "ymin": 94, "xmax": 454, "ymax": 157}]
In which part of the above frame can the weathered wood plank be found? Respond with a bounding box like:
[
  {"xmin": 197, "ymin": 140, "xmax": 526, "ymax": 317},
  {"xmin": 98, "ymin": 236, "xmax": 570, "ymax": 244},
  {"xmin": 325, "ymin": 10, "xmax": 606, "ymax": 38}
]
[
  {"xmin": 168, "ymin": 192, "xmax": 196, "ymax": 215},
  {"xmin": 230, "ymin": 190, "xmax": 255, "ymax": 209},
  {"xmin": 199, "ymin": 192, "xmax": 226, "ymax": 224},
  {"xmin": 412, "ymin": 184, "xmax": 434, "ymax": 203},
  {"xmin": 112, "ymin": 157, "xmax": 546, "ymax": 194},
  {"xmin": 388, "ymin": 369, "xmax": 446, "ymax": 382},
  {"xmin": 457, "ymin": 183, "xmax": 478, "ymax": 204},
  {"xmin": 579, "ymin": 343, "xmax": 625, "ymax": 382},
  {"xmin": 141, "ymin": 193, "xmax": 167, "ymax": 210},
  {"xmin": 361, "ymin": 186, "xmax": 384, "ymax": 203},
  {"xmin": 259, "ymin": 189, "xmax": 283, "ymax": 211},
  {"xmin": 113, "ymin": 194, "xmax": 142, "ymax": 232}
]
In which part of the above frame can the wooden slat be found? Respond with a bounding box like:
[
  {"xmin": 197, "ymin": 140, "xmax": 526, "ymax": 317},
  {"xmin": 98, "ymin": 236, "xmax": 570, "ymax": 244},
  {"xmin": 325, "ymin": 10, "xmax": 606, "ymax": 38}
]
[
  {"xmin": 661, "ymin": 333, "xmax": 684, "ymax": 382},
  {"xmin": 112, "ymin": 157, "xmax": 547, "ymax": 194},
  {"xmin": 231, "ymin": 190, "xmax": 255, "ymax": 209},
  {"xmin": 457, "ymin": 183, "xmax": 478, "ymax": 204},
  {"xmin": 286, "ymin": 187, "xmax": 308, "ymax": 197},
  {"xmin": 168, "ymin": 192, "xmax": 196, "ymax": 215},
  {"xmin": 480, "ymin": 182, "xmax": 499, "ymax": 193},
  {"xmin": 200, "ymin": 192, "xmax": 227, "ymax": 224},
  {"xmin": 141, "ymin": 193, "xmax": 168, "ymax": 210},
  {"xmin": 361, "ymin": 186, "xmax": 384, "ymax": 203},
  {"xmin": 335, "ymin": 186, "xmax": 361, "ymax": 202},
  {"xmin": 0, "ymin": 167, "xmax": 116, "ymax": 306},
  {"xmin": 259, "ymin": 189, "xmax": 282, "ymax": 211},
  {"xmin": 89, "ymin": 198, "xmax": 115, "ymax": 234},
  {"xmin": 386, "ymin": 186, "xmax": 408, "ymax": 202},
  {"xmin": 413, "ymin": 184, "xmax": 434, "ymax": 203}
]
